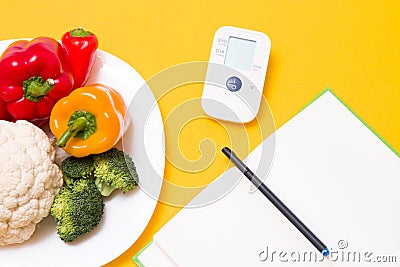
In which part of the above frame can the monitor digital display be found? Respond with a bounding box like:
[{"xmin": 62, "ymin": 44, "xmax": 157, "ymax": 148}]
[{"xmin": 224, "ymin": 37, "xmax": 256, "ymax": 71}]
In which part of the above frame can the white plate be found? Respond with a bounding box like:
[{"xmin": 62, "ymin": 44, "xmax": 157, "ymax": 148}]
[{"xmin": 0, "ymin": 39, "xmax": 165, "ymax": 266}]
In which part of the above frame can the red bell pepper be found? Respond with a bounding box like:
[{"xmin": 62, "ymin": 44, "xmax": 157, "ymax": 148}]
[
  {"xmin": 0, "ymin": 37, "xmax": 74, "ymax": 125},
  {"xmin": 61, "ymin": 28, "xmax": 98, "ymax": 88},
  {"xmin": 0, "ymin": 98, "xmax": 9, "ymax": 120}
]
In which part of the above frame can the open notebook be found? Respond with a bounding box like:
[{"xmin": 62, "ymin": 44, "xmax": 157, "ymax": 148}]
[{"xmin": 133, "ymin": 90, "xmax": 400, "ymax": 266}]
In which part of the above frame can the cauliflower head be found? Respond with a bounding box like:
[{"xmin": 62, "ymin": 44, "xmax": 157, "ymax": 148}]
[{"xmin": 0, "ymin": 120, "xmax": 63, "ymax": 246}]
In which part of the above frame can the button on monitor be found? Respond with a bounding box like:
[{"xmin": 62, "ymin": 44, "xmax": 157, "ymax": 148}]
[{"xmin": 226, "ymin": 76, "xmax": 242, "ymax": 91}]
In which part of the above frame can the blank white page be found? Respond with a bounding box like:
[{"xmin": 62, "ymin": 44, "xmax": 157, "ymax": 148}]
[
  {"xmin": 152, "ymin": 91, "xmax": 400, "ymax": 267},
  {"xmin": 135, "ymin": 241, "xmax": 176, "ymax": 267}
]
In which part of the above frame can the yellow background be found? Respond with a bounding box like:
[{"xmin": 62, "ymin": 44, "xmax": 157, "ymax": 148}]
[{"xmin": 1, "ymin": 1, "xmax": 399, "ymax": 266}]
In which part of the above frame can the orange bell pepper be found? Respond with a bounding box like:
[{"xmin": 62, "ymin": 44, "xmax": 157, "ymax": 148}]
[{"xmin": 50, "ymin": 83, "xmax": 127, "ymax": 157}]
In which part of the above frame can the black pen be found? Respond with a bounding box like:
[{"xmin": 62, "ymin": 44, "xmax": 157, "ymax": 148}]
[{"xmin": 222, "ymin": 147, "xmax": 330, "ymax": 257}]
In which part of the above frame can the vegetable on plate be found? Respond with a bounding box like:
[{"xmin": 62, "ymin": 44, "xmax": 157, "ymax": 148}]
[
  {"xmin": 94, "ymin": 148, "xmax": 139, "ymax": 196},
  {"xmin": 0, "ymin": 37, "xmax": 74, "ymax": 126},
  {"xmin": 0, "ymin": 120, "xmax": 63, "ymax": 246},
  {"xmin": 61, "ymin": 148, "xmax": 139, "ymax": 196},
  {"xmin": 50, "ymin": 83, "xmax": 127, "ymax": 157},
  {"xmin": 62, "ymin": 154, "xmax": 95, "ymax": 185},
  {"xmin": 61, "ymin": 27, "xmax": 98, "ymax": 88},
  {"xmin": 50, "ymin": 179, "xmax": 104, "ymax": 242},
  {"xmin": 0, "ymin": 98, "xmax": 9, "ymax": 120}
]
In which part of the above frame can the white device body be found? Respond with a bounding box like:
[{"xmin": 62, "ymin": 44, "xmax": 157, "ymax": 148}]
[{"xmin": 202, "ymin": 26, "xmax": 271, "ymax": 123}]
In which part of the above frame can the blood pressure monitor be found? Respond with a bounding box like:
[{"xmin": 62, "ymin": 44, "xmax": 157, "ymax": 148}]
[{"xmin": 202, "ymin": 26, "xmax": 271, "ymax": 123}]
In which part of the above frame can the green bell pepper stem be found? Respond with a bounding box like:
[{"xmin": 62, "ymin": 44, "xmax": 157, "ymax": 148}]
[
  {"xmin": 70, "ymin": 28, "xmax": 92, "ymax": 37},
  {"xmin": 23, "ymin": 77, "xmax": 55, "ymax": 102},
  {"xmin": 56, "ymin": 117, "xmax": 89, "ymax": 148}
]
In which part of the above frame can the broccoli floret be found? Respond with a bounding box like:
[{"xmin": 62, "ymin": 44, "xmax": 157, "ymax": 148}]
[
  {"xmin": 61, "ymin": 155, "xmax": 94, "ymax": 185},
  {"xmin": 93, "ymin": 148, "xmax": 139, "ymax": 196},
  {"xmin": 50, "ymin": 179, "xmax": 104, "ymax": 242}
]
